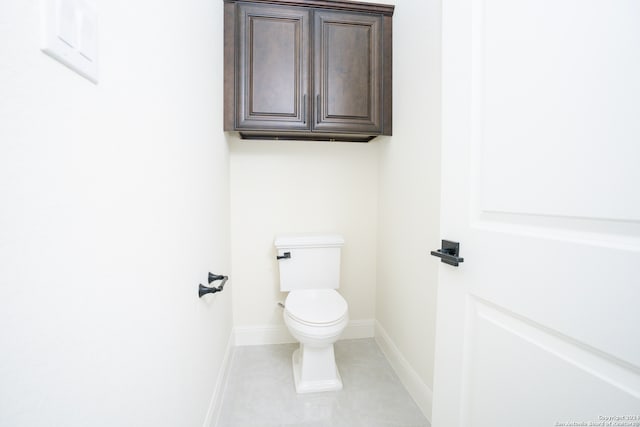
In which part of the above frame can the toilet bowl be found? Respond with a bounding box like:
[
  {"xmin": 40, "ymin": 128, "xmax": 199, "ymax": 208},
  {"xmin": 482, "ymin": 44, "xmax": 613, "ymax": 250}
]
[
  {"xmin": 275, "ymin": 234, "xmax": 348, "ymax": 394},
  {"xmin": 283, "ymin": 289, "xmax": 349, "ymax": 393}
]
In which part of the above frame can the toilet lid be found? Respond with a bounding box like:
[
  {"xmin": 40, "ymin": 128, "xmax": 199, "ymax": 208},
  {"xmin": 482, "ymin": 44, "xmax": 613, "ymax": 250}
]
[{"xmin": 285, "ymin": 289, "xmax": 348, "ymax": 325}]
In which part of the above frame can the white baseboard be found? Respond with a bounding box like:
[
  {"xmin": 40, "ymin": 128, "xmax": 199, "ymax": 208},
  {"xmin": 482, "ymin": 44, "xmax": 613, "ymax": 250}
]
[
  {"xmin": 202, "ymin": 330, "xmax": 235, "ymax": 427},
  {"xmin": 234, "ymin": 319, "xmax": 375, "ymax": 346},
  {"xmin": 374, "ymin": 320, "xmax": 433, "ymax": 423},
  {"xmin": 234, "ymin": 324, "xmax": 295, "ymax": 346},
  {"xmin": 341, "ymin": 319, "xmax": 376, "ymax": 340}
]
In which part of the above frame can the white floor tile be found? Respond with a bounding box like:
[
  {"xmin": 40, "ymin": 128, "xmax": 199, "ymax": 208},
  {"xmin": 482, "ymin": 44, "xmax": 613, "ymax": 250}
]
[{"xmin": 217, "ymin": 338, "xmax": 430, "ymax": 427}]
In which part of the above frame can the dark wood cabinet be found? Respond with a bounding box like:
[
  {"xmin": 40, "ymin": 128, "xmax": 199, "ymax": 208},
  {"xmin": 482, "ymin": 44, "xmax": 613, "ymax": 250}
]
[
  {"xmin": 313, "ymin": 10, "xmax": 382, "ymax": 134},
  {"xmin": 224, "ymin": 0, "xmax": 394, "ymax": 142},
  {"xmin": 236, "ymin": 4, "xmax": 310, "ymax": 130}
]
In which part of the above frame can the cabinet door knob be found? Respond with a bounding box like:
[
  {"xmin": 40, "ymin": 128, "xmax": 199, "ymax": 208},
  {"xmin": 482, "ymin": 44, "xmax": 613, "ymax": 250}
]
[{"xmin": 316, "ymin": 94, "xmax": 321, "ymax": 123}]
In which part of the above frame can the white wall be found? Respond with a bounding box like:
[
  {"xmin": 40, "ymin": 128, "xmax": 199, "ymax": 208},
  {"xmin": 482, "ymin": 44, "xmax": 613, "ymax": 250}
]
[
  {"xmin": 230, "ymin": 140, "xmax": 379, "ymax": 341},
  {"xmin": 0, "ymin": 1, "xmax": 231, "ymax": 426},
  {"xmin": 375, "ymin": 0, "xmax": 442, "ymax": 419}
]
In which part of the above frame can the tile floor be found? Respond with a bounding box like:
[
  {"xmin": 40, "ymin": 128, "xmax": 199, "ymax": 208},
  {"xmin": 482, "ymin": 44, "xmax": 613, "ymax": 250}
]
[{"xmin": 217, "ymin": 338, "xmax": 430, "ymax": 427}]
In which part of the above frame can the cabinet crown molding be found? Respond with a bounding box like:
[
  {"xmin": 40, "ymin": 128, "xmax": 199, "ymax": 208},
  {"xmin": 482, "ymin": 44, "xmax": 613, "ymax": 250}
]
[{"xmin": 223, "ymin": 0, "xmax": 395, "ymax": 17}]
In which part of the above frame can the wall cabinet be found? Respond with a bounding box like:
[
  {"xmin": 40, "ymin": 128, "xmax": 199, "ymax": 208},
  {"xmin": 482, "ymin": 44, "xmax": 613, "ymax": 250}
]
[{"xmin": 224, "ymin": 0, "xmax": 394, "ymax": 142}]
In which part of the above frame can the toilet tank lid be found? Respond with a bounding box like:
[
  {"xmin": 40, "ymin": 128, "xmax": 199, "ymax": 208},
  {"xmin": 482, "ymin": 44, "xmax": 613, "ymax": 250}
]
[{"xmin": 274, "ymin": 233, "xmax": 344, "ymax": 249}]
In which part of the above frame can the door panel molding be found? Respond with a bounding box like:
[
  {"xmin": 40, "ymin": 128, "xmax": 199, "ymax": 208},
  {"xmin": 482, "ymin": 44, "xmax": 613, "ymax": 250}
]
[
  {"xmin": 460, "ymin": 297, "xmax": 640, "ymax": 425},
  {"xmin": 471, "ymin": 297, "xmax": 640, "ymax": 399},
  {"xmin": 470, "ymin": 0, "xmax": 640, "ymax": 224},
  {"xmin": 468, "ymin": 0, "xmax": 640, "ymax": 248}
]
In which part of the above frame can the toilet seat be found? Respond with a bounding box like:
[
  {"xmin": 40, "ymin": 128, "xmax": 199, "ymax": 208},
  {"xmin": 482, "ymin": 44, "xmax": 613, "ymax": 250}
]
[
  {"xmin": 285, "ymin": 310, "xmax": 348, "ymax": 328},
  {"xmin": 284, "ymin": 289, "xmax": 348, "ymax": 326}
]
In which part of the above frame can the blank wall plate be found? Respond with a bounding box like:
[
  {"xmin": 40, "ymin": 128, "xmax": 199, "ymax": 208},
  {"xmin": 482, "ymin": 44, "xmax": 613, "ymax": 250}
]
[{"xmin": 41, "ymin": 0, "xmax": 98, "ymax": 83}]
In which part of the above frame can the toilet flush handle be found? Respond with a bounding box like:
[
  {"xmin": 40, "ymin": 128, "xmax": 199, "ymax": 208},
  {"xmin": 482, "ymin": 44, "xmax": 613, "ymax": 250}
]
[{"xmin": 276, "ymin": 251, "xmax": 291, "ymax": 260}]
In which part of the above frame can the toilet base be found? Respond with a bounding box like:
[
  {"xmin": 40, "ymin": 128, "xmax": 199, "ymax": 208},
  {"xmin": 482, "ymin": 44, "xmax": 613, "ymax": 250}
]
[{"xmin": 292, "ymin": 346, "xmax": 343, "ymax": 393}]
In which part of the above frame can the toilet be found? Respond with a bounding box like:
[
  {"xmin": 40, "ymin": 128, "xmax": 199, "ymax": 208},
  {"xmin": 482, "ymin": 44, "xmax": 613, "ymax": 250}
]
[{"xmin": 275, "ymin": 233, "xmax": 349, "ymax": 393}]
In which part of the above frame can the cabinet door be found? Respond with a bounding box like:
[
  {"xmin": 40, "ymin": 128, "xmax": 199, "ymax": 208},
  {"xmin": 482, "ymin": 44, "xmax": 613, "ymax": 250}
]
[
  {"xmin": 313, "ymin": 11, "xmax": 383, "ymax": 134},
  {"xmin": 236, "ymin": 4, "xmax": 310, "ymax": 130}
]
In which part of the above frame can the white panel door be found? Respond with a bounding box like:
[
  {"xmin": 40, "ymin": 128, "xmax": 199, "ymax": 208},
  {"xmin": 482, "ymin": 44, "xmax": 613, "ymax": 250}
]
[{"xmin": 432, "ymin": 0, "xmax": 640, "ymax": 426}]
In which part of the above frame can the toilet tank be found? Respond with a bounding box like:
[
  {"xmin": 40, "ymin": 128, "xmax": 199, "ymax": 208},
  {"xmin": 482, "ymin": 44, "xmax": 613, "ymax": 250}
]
[{"xmin": 274, "ymin": 234, "xmax": 344, "ymax": 292}]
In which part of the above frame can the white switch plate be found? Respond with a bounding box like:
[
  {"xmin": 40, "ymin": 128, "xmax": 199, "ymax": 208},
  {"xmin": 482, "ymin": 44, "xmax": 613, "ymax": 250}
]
[{"xmin": 41, "ymin": 0, "xmax": 98, "ymax": 83}]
